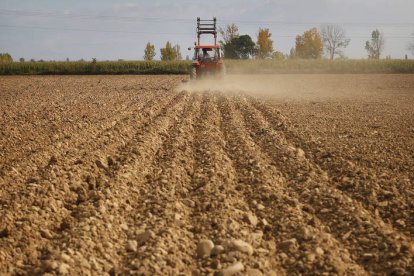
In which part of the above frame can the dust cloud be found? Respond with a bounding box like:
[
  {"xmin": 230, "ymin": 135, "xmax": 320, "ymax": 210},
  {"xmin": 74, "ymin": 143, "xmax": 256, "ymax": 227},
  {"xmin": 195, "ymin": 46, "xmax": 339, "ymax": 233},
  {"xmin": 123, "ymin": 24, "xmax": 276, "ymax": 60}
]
[
  {"xmin": 178, "ymin": 74, "xmax": 287, "ymax": 96},
  {"xmin": 177, "ymin": 74, "xmax": 358, "ymax": 100}
]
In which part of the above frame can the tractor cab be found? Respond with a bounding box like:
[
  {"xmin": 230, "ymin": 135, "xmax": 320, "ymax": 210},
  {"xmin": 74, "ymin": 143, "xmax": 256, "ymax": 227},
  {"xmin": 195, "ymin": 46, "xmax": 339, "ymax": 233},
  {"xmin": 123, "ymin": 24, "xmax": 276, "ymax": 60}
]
[
  {"xmin": 189, "ymin": 17, "xmax": 225, "ymax": 80},
  {"xmin": 193, "ymin": 45, "xmax": 221, "ymax": 62}
]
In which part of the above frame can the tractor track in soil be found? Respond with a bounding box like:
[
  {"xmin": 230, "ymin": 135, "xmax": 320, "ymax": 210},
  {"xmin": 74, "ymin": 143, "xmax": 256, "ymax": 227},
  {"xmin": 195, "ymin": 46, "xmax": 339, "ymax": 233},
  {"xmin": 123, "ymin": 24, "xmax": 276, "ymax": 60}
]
[{"xmin": 0, "ymin": 75, "xmax": 413, "ymax": 275}]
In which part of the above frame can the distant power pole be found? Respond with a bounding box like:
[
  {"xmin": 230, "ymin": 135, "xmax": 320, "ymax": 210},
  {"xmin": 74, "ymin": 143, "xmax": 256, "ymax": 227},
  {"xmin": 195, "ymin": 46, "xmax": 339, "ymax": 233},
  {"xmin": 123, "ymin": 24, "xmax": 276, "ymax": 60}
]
[{"xmin": 405, "ymin": 54, "xmax": 408, "ymax": 60}]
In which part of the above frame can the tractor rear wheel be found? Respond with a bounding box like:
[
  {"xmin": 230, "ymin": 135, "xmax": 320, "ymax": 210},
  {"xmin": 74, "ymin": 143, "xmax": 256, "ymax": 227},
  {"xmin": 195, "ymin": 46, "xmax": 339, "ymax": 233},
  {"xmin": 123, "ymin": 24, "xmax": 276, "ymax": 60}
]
[{"xmin": 190, "ymin": 67, "xmax": 197, "ymax": 80}]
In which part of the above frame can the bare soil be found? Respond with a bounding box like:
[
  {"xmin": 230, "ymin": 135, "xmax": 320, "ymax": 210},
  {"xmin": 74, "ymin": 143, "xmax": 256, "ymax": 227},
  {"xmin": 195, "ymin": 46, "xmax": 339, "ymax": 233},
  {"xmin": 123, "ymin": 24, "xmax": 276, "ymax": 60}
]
[{"xmin": 0, "ymin": 74, "xmax": 413, "ymax": 275}]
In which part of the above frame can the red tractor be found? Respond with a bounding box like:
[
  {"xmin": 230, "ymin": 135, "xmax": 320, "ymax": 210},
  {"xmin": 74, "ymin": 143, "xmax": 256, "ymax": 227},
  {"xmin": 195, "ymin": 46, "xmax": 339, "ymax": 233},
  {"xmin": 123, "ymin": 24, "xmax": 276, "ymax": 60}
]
[{"xmin": 189, "ymin": 17, "xmax": 225, "ymax": 80}]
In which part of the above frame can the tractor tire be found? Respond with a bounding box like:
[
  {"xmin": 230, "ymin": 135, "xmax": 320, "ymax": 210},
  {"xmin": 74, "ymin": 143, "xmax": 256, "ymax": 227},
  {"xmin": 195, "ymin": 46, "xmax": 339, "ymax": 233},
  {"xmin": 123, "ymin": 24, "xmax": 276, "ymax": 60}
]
[{"xmin": 190, "ymin": 67, "xmax": 197, "ymax": 80}]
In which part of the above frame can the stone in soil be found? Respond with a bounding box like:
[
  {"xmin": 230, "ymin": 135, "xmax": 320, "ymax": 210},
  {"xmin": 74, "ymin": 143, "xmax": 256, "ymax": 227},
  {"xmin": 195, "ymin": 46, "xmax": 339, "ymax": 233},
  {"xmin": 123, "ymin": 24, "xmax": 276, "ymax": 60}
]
[
  {"xmin": 58, "ymin": 263, "xmax": 70, "ymax": 274},
  {"xmin": 95, "ymin": 156, "xmax": 109, "ymax": 170},
  {"xmin": 278, "ymin": 238, "xmax": 298, "ymax": 253},
  {"xmin": 230, "ymin": 239, "xmax": 254, "ymax": 255},
  {"xmin": 246, "ymin": 268, "xmax": 263, "ymax": 276},
  {"xmin": 197, "ymin": 239, "xmax": 214, "ymax": 258},
  {"xmin": 244, "ymin": 213, "xmax": 258, "ymax": 226},
  {"xmin": 136, "ymin": 230, "xmax": 154, "ymax": 245},
  {"xmin": 40, "ymin": 229, "xmax": 53, "ymax": 239},
  {"xmin": 315, "ymin": 247, "xmax": 324, "ymax": 255},
  {"xmin": 216, "ymin": 262, "xmax": 244, "ymax": 276},
  {"xmin": 211, "ymin": 245, "xmax": 225, "ymax": 256},
  {"xmin": 126, "ymin": 240, "xmax": 138, "ymax": 252}
]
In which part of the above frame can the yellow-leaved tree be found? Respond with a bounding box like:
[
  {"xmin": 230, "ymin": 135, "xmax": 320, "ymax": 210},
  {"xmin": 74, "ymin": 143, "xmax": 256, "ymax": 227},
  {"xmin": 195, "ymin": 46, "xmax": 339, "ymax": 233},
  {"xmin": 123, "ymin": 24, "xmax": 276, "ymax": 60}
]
[
  {"xmin": 295, "ymin": 28, "xmax": 323, "ymax": 59},
  {"xmin": 0, "ymin": 53, "xmax": 13, "ymax": 63},
  {"xmin": 256, "ymin": 28, "xmax": 273, "ymax": 59},
  {"xmin": 143, "ymin": 42, "xmax": 156, "ymax": 61},
  {"xmin": 160, "ymin": 41, "xmax": 177, "ymax": 61}
]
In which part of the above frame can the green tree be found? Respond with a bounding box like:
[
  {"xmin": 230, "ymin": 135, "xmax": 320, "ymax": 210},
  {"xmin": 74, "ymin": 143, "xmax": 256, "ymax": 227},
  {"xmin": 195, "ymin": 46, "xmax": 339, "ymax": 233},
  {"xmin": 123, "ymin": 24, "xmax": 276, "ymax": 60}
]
[
  {"xmin": 0, "ymin": 53, "xmax": 13, "ymax": 63},
  {"xmin": 295, "ymin": 28, "xmax": 323, "ymax": 59},
  {"xmin": 365, "ymin": 29, "xmax": 384, "ymax": 59},
  {"xmin": 160, "ymin": 41, "xmax": 177, "ymax": 61},
  {"xmin": 223, "ymin": 42, "xmax": 238, "ymax": 59},
  {"xmin": 235, "ymin": 35, "xmax": 256, "ymax": 59},
  {"xmin": 219, "ymin": 23, "xmax": 240, "ymax": 58},
  {"xmin": 19, "ymin": 57, "xmax": 25, "ymax": 62},
  {"xmin": 256, "ymin": 28, "xmax": 274, "ymax": 59},
  {"xmin": 144, "ymin": 42, "xmax": 156, "ymax": 61},
  {"xmin": 224, "ymin": 35, "xmax": 256, "ymax": 59}
]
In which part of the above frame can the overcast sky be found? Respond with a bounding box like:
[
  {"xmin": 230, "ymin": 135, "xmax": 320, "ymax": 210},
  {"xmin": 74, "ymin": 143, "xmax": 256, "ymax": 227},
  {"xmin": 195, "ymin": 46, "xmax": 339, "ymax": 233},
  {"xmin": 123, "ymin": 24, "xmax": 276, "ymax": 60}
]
[{"xmin": 1, "ymin": 0, "xmax": 413, "ymax": 61}]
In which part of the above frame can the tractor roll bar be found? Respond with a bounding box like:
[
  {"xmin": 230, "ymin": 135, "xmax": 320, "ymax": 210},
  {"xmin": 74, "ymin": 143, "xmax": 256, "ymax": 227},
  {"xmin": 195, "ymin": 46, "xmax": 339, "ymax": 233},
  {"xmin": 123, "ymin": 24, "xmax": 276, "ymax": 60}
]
[{"xmin": 197, "ymin": 17, "xmax": 217, "ymax": 45}]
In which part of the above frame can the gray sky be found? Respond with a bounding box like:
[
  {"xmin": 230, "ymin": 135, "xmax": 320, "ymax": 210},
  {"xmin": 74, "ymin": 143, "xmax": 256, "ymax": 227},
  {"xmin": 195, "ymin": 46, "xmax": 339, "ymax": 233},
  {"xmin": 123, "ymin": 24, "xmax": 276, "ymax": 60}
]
[{"xmin": 1, "ymin": 0, "xmax": 413, "ymax": 61}]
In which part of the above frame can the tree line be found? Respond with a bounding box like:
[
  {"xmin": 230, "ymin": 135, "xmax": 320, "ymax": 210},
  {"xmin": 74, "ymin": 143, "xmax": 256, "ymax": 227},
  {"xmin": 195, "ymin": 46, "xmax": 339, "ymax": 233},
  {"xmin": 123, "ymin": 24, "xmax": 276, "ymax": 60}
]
[
  {"xmin": 217, "ymin": 24, "xmax": 388, "ymax": 60},
  {"xmin": 143, "ymin": 25, "xmax": 412, "ymax": 61},
  {"xmin": 1, "ymin": 26, "xmax": 413, "ymax": 63}
]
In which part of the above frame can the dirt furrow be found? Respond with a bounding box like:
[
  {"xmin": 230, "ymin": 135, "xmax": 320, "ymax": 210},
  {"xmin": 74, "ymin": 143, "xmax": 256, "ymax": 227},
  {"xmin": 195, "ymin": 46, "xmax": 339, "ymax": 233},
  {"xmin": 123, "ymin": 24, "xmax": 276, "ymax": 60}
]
[
  {"xmin": 0, "ymin": 77, "xmax": 131, "ymax": 168},
  {"xmin": 0, "ymin": 90, "xmax": 185, "ymax": 274},
  {"xmin": 24, "ymin": 90, "xmax": 190, "ymax": 275},
  {"xmin": 0, "ymin": 85, "xmax": 150, "ymax": 175},
  {"xmin": 249, "ymin": 97, "xmax": 414, "ymax": 237},
  {"xmin": 217, "ymin": 93, "xmax": 366, "ymax": 275},
  {"xmin": 236, "ymin": 96, "xmax": 414, "ymax": 275},
  {"xmin": 0, "ymin": 87, "xmax": 175, "ymax": 200},
  {"xmin": 0, "ymin": 88, "xmax": 177, "ymax": 252},
  {"xmin": 121, "ymin": 92, "xmax": 202, "ymax": 274},
  {"xmin": 0, "ymin": 75, "xmax": 176, "ymax": 171},
  {"xmin": 182, "ymin": 92, "xmax": 269, "ymax": 275}
]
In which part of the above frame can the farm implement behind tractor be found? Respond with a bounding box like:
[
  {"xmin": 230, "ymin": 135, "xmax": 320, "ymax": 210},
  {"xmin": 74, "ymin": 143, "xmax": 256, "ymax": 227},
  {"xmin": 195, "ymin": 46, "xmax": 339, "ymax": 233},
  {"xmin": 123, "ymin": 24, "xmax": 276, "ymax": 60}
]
[{"xmin": 189, "ymin": 17, "xmax": 226, "ymax": 80}]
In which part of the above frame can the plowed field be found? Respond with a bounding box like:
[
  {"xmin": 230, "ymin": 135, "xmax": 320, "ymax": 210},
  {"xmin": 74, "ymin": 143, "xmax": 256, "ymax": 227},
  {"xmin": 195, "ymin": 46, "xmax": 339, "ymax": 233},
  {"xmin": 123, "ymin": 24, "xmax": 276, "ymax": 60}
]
[{"xmin": 0, "ymin": 75, "xmax": 413, "ymax": 275}]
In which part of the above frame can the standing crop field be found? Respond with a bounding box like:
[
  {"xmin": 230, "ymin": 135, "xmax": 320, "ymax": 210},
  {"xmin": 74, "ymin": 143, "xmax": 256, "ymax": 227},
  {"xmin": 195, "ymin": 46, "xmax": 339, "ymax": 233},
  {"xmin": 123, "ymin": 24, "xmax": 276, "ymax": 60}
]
[
  {"xmin": 0, "ymin": 75, "xmax": 413, "ymax": 275},
  {"xmin": 1, "ymin": 59, "xmax": 414, "ymax": 75}
]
